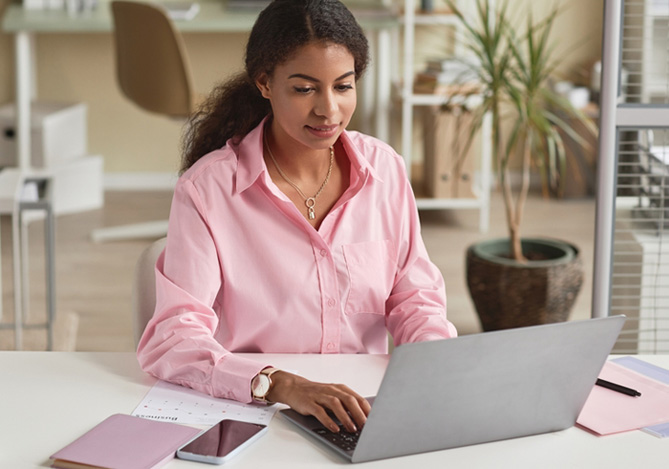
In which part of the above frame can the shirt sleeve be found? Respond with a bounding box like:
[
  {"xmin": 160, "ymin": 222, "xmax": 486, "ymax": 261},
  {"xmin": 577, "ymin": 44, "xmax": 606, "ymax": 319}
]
[
  {"xmin": 136, "ymin": 178, "xmax": 270, "ymax": 403},
  {"xmin": 385, "ymin": 162, "xmax": 458, "ymax": 345}
]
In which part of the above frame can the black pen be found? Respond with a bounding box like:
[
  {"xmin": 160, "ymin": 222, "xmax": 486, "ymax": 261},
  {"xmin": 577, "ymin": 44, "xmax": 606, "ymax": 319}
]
[{"xmin": 596, "ymin": 378, "xmax": 642, "ymax": 397}]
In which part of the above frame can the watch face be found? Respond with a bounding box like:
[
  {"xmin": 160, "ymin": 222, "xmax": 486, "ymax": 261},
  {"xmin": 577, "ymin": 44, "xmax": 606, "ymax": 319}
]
[{"xmin": 252, "ymin": 374, "xmax": 270, "ymax": 398}]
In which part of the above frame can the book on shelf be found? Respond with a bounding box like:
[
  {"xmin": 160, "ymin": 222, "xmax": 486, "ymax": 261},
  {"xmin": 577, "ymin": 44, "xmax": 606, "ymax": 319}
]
[
  {"xmin": 427, "ymin": 55, "xmax": 479, "ymax": 70},
  {"xmin": 424, "ymin": 57, "xmax": 480, "ymax": 80},
  {"xmin": 413, "ymin": 76, "xmax": 481, "ymax": 96}
]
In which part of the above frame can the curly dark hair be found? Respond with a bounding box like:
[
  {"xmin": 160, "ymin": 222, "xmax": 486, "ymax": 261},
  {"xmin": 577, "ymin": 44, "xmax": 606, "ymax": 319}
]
[{"xmin": 180, "ymin": 0, "xmax": 369, "ymax": 173}]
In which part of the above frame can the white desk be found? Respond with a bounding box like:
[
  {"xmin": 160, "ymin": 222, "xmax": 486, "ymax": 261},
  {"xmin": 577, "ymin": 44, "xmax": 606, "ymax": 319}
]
[
  {"xmin": 1, "ymin": 352, "xmax": 667, "ymax": 468},
  {"xmin": 1, "ymin": 1, "xmax": 397, "ymax": 174}
]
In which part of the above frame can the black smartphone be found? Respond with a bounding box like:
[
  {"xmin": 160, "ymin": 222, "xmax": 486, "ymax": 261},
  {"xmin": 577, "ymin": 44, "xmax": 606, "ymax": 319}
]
[{"xmin": 176, "ymin": 419, "xmax": 268, "ymax": 465}]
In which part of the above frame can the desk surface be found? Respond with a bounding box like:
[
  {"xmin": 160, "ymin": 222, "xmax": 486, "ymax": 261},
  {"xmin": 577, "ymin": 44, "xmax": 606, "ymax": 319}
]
[
  {"xmin": 2, "ymin": 1, "xmax": 397, "ymax": 33},
  {"xmin": 1, "ymin": 352, "xmax": 667, "ymax": 468}
]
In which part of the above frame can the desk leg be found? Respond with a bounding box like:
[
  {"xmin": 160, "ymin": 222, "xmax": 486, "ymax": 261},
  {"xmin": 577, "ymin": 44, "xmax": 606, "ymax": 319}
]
[
  {"xmin": 20, "ymin": 216, "xmax": 30, "ymax": 323},
  {"xmin": 15, "ymin": 31, "xmax": 34, "ymax": 172},
  {"xmin": 12, "ymin": 205, "xmax": 23, "ymax": 350},
  {"xmin": 45, "ymin": 205, "xmax": 55, "ymax": 351}
]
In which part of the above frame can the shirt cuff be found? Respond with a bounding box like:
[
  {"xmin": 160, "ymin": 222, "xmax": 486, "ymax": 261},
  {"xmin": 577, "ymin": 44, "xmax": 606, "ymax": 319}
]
[
  {"xmin": 211, "ymin": 354, "xmax": 273, "ymax": 403},
  {"xmin": 415, "ymin": 325, "xmax": 458, "ymax": 342}
]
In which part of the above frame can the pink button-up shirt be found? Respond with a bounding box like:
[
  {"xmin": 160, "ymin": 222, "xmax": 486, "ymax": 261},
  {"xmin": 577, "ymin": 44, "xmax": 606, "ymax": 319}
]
[{"xmin": 137, "ymin": 119, "xmax": 457, "ymax": 403}]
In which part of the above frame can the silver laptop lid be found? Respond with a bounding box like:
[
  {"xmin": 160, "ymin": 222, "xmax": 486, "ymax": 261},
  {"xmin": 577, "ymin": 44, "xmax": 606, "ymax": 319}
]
[{"xmin": 352, "ymin": 316, "xmax": 625, "ymax": 463}]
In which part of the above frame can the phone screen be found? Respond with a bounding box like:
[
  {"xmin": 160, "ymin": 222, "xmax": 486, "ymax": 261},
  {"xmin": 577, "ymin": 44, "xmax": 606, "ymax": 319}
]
[{"xmin": 179, "ymin": 420, "xmax": 267, "ymax": 458}]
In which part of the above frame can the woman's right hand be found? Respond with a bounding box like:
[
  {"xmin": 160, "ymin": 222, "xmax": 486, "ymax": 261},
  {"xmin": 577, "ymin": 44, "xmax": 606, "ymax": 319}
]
[{"xmin": 267, "ymin": 371, "xmax": 371, "ymax": 433}]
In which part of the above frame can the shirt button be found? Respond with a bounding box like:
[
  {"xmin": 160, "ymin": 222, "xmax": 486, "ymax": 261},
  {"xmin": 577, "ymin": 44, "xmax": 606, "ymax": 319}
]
[
  {"xmin": 327, "ymin": 342, "xmax": 335, "ymax": 350},
  {"xmin": 320, "ymin": 249, "xmax": 327, "ymax": 257},
  {"xmin": 328, "ymin": 298, "xmax": 336, "ymax": 307}
]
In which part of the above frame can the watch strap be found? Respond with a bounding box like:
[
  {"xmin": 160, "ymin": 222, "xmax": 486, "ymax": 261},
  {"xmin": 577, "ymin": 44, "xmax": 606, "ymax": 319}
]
[{"xmin": 261, "ymin": 367, "xmax": 281, "ymax": 379}]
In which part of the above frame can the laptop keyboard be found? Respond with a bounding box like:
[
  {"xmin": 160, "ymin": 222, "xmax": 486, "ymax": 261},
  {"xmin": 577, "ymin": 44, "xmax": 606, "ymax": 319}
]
[{"xmin": 312, "ymin": 425, "xmax": 361, "ymax": 453}]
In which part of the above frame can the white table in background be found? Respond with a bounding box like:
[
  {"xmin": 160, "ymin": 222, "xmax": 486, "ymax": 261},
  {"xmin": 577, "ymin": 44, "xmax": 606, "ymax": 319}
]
[{"xmin": 0, "ymin": 168, "xmax": 55, "ymax": 350}]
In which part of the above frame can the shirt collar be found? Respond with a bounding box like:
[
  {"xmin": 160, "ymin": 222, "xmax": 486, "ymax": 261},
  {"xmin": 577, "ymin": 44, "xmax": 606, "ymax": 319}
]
[
  {"xmin": 338, "ymin": 130, "xmax": 383, "ymax": 184},
  {"xmin": 234, "ymin": 117, "xmax": 270, "ymax": 195},
  {"xmin": 234, "ymin": 118, "xmax": 382, "ymax": 195}
]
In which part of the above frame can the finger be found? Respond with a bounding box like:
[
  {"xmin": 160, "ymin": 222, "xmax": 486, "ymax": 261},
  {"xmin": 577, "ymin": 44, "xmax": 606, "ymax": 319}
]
[
  {"xmin": 311, "ymin": 405, "xmax": 340, "ymax": 433},
  {"xmin": 320, "ymin": 395, "xmax": 358, "ymax": 433},
  {"xmin": 359, "ymin": 396, "xmax": 372, "ymax": 415},
  {"xmin": 333, "ymin": 392, "xmax": 367, "ymax": 430},
  {"xmin": 335, "ymin": 385, "xmax": 371, "ymax": 424}
]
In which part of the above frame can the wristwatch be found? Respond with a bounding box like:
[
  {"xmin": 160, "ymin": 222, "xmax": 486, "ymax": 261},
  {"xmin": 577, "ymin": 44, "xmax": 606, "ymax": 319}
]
[{"xmin": 251, "ymin": 367, "xmax": 281, "ymax": 404}]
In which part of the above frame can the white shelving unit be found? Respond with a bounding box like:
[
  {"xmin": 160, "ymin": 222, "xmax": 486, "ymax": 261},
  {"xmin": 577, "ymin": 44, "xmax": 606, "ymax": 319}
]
[{"xmin": 399, "ymin": 0, "xmax": 492, "ymax": 232}]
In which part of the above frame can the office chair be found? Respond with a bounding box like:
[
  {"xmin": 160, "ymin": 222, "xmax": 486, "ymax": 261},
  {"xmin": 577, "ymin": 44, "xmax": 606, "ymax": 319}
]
[
  {"xmin": 92, "ymin": 1, "xmax": 201, "ymax": 242},
  {"xmin": 132, "ymin": 236, "xmax": 167, "ymax": 346}
]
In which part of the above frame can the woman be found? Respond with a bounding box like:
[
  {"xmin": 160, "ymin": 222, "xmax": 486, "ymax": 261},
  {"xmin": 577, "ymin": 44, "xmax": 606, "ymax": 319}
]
[{"xmin": 137, "ymin": 0, "xmax": 457, "ymax": 435}]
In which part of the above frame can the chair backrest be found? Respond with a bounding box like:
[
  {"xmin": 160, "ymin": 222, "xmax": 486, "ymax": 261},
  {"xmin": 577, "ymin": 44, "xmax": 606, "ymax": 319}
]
[
  {"xmin": 111, "ymin": 1, "xmax": 195, "ymax": 117},
  {"xmin": 132, "ymin": 237, "xmax": 167, "ymax": 346}
]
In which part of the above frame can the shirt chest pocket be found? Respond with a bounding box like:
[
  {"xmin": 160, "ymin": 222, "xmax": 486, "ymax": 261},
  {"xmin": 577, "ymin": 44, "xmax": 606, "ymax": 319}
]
[{"xmin": 342, "ymin": 240, "xmax": 395, "ymax": 315}]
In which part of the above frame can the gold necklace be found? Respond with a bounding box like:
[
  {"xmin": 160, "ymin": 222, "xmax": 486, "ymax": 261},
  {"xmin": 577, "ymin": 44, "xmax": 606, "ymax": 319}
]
[{"xmin": 264, "ymin": 134, "xmax": 334, "ymax": 221}]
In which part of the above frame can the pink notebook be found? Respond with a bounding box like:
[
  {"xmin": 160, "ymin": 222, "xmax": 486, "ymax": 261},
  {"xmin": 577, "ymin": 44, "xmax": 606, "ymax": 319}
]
[
  {"xmin": 50, "ymin": 414, "xmax": 200, "ymax": 469},
  {"xmin": 577, "ymin": 361, "xmax": 669, "ymax": 435}
]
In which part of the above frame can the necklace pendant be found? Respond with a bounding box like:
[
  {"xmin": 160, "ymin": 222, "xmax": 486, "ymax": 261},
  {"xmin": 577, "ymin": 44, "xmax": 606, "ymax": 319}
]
[
  {"xmin": 265, "ymin": 134, "xmax": 333, "ymax": 224},
  {"xmin": 305, "ymin": 197, "xmax": 316, "ymax": 220}
]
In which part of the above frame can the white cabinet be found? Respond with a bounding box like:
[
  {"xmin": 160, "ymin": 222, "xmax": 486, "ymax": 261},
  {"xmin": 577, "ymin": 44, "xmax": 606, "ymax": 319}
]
[
  {"xmin": 0, "ymin": 101, "xmax": 87, "ymax": 168},
  {"xmin": 398, "ymin": 0, "xmax": 491, "ymax": 232},
  {"xmin": 0, "ymin": 101, "xmax": 103, "ymax": 215}
]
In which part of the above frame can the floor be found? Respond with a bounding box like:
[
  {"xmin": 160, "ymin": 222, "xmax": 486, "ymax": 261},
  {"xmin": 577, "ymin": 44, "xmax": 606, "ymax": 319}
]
[{"xmin": 0, "ymin": 190, "xmax": 596, "ymax": 351}]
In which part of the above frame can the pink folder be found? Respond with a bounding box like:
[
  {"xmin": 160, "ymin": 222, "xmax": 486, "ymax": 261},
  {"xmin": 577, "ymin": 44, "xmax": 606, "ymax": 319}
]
[
  {"xmin": 50, "ymin": 414, "xmax": 200, "ymax": 469},
  {"xmin": 577, "ymin": 361, "xmax": 669, "ymax": 435}
]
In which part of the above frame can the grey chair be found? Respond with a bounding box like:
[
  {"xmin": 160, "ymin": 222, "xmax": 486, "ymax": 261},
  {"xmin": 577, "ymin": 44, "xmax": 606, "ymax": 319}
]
[{"xmin": 132, "ymin": 236, "xmax": 167, "ymax": 346}]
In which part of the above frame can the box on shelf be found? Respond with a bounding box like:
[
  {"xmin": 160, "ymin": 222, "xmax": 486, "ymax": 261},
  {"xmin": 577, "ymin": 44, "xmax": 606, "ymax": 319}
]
[
  {"xmin": 0, "ymin": 101, "xmax": 87, "ymax": 169},
  {"xmin": 33, "ymin": 155, "xmax": 104, "ymax": 215},
  {"xmin": 422, "ymin": 106, "xmax": 479, "ymax": 199}
]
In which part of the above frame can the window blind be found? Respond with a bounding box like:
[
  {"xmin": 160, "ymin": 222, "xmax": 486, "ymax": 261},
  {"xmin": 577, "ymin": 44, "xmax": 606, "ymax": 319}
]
[
  {"xmin": 612, "ymin": 129, "xmax": 669, "ymax": 353},
  {"xmin": 622, "ymin": 0, "xmax": 669, "ymax": 104}
]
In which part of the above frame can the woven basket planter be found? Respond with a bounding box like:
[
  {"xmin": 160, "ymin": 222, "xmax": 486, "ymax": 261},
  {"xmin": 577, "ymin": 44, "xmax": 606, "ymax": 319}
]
[{"xmin": 466, "ymin": 238, "xmax": 583, "ymax": 331}]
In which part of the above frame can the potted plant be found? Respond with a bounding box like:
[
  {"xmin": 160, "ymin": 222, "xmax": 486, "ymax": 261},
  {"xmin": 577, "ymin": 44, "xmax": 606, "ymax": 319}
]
[{"xmin": 445, "ymin": 0, "xmax": 595, "ymax": 330}]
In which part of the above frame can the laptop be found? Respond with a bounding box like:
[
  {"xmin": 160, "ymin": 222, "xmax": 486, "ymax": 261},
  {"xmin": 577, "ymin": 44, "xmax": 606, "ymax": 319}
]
[{"xmin": 280, "ymin": 316, "xmax": 625, "ymax": 463}]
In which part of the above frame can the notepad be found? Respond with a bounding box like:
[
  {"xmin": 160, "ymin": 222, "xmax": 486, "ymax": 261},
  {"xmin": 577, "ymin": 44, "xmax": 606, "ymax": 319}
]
[
  {"xmin": 577, "ymin": 360, "xmax": 669, "ymax": 435},
  {"xmin": 50, "ymin": 414, "xmax": 200, "ymax": 469},
  {"xmin": 612, "ymin": 356, "xmax": 669, "ymax": 437}
]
